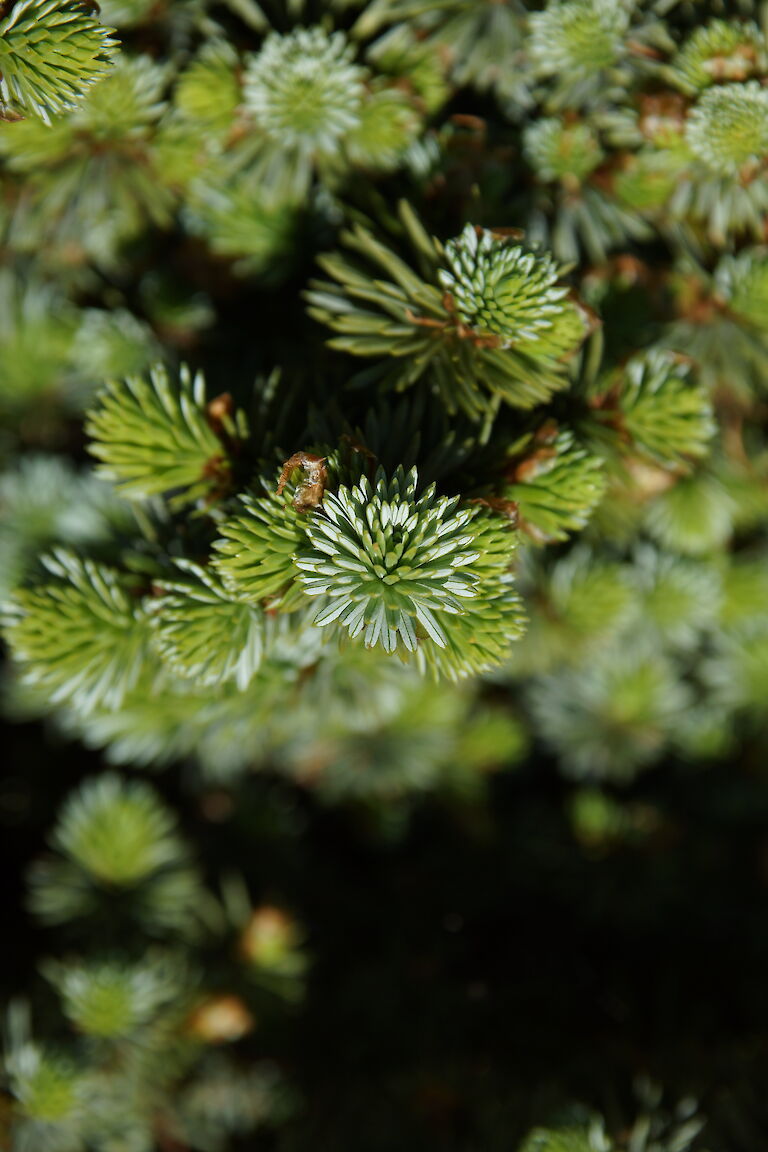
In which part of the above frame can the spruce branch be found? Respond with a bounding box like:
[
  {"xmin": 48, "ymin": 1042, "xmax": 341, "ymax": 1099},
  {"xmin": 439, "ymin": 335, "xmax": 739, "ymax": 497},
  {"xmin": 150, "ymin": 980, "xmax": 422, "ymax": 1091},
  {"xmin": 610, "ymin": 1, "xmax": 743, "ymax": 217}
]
[
  {"xmin": 417, "ymin": 506, "xmax": 526, "ymax": 679},
  {"xmin": 364, "ymin": 22, "xmax": 451, "ymax": 116},
  {"xmin": 4, "ymin": 1027, "xmax": 86, "ymax": 1149},
  {"xmin": 48, "ymin": 957, "xmax": 182, "ymax": 1039},
  {"xmin": 523, "ymin": 118, "xmax": 605, "ymax": 185},
  {"xmin": 0, "ymin": 269, "xmax": 78, "ymax": 411},
  {"xmin": 50, "ymin": 773, "xmax": 188, "ymax": 888},
  {"xmin": 437, "ymin": 224, "xmax": 575, "ymax": 350},
  {"xmin": 219, "ymin": 0, "xmax": 268, "ymax": 31},
  {"xmin": 528, "ymin": 0, "xmax": 632, "ymax": 95},
  {"xmin": 356, "ymin": 0, "xmax": 528, "ymax": 107},
  {"xmin": 508, "ymin": 548, "xmax": 634, "ymax": 676},
  {"xmin": 628, "ymin": 545, "xmax": 720, "ymax": 650},
  {"xmin": 294, "ymin": 465, "xmax": 523, "ymax": 674},
  {"xmin": 0, "ymin": 454, "xmax": 134, "ymax": 597},
  {"xmin": 307, "ymin": 207, "xmax": 588, "ymax": 419},
  {"xmin": 73, "ymin": 50, "xmax": 168, "ymax": 140},
  {"xmin": 518, "ymin": 1088, "xmax": 705, "ymax": 1152},
  {"xmin": 213, "ymin": 481, "xmax": 311, "ymax": 609},
  {"xmin": 528, "ymin": 641, "xmax": 692, "ymax": 780},
  {"xmin": 590, "ymin": 350, "xmax": 715, "ymax": 469},
  {"xmin": 148, "ymin": 561, "xmax": 267, "ymax": 691},
  {"xmin": 0, "ymin": 54, "xmax": 174, "ymax": 265},
  {"xmin": 72, "ymin": 306, "xmax": 160, "ymax": 384},
  {"xmin": 173, "ymin": 38, "xmax": 241, "ymax": 135},
  {"xmin": 504, "ymin": 426, "xmax": 607, "ymax": 543},
  {"xmin": 662, "ymin": 252, "xmax": 768, "ymax": 393},
  {"xmin": 344, "ymin": 84, "xmax": 421, "ymax": 171},
  {"xmin": 527, "ymin": 181, "xmax": 652, "ymax": 266},
  {"xmin": 185, "ymin": 174, "xmax": 300, "ymax": 277},
  {"xmin": 27, "ymin": 773, "xmax": 206, "ymax": 936},
  {"xmin": 4, "ymin": 0, "xmax": 767, "ymax": 1134},
  {"xmin": 685, "ymin": 80, "xmax": 768, "ymax": 176},
  {"xmin": 720, "ymin": 558, "xmax": 768, "ymax": 630},
  {"xmin": 668, "ymin": 18, "xmax": 767, "ymax": 95},
  {"xmin": 521, "ymin": 117, "xmax": 653, "ymax": 262},
  {"xmin": 3, "ymin": 550, "xmax": 151, "ymax": 716},
  {"xmin": 58, "ymin": 613, "xmax": 326, "ymax": 775},
  {"xmin": 0, "ymin": 0, "xmax": 117, "ymax": 123},
  {"xmin": 715, "ymin": 247, "xmax": 768, "ymax": 329},
  {"xmin": 353, "ymin": 0, "xmax": 522, "ymax": 39},
  {"xmin": 665, "ymin": 148, "xmax": 768, "ymax": 245},
  {"xmin": 239, "ymin": 24, "xmax": 426, "ymax": 187},
  {"xmin": 243, "ymin": 27, "xmax": 367, "ymax": 157},
  {"xmin": 174, "ymin": 1057, "xmax": 293, "ymax": 1148},
  {"xmin": 613, "ymin": 148, "xmax": 682, "ymax": 214},
  {"xmin": 296, "ymin": 465, "xmax": 480, "ymax": 654},
  {"xmin": 706, "ymin": 619, "xmax": 768, "ymax": 716},
  {"xmin": 645, "ymin": 470, "xmax": 736, "ymax": 556},
  {"xmin": 86, "ymin": 363, "xmax": 248, "ymax": 505},
  {"xmin": 316, "ymin": 391, "xmax": 477, "ymax": 489}
]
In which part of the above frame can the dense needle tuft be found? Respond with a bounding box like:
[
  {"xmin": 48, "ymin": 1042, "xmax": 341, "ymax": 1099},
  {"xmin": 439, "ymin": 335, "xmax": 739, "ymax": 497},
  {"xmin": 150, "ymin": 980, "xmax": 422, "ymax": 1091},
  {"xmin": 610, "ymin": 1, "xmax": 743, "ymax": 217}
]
[
  {"xmin": 295, "ymin": 466, "xmax": 521, "ymax": 672},
  {"xmin": 0, "ymin": 0, "xmax": 117, "ymax": 123},
  {"xmin": 244, "ymin": 27, "xmax": 366, "ymax": 156},
  {"xmin": 438, "ymin": 226, "xmax": 571, "ymax": 349},
  {"xmin": 685, "ymin": 82, "xmax": 768, "ymax": 175}
]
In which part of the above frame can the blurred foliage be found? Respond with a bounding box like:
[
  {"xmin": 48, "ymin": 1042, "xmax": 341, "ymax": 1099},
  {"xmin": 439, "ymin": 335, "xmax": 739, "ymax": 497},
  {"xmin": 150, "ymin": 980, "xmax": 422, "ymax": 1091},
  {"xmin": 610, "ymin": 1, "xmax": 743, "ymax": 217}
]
[{"xmin": 2, "ymin": 0, "xmax": 768, "ymax": 1147}]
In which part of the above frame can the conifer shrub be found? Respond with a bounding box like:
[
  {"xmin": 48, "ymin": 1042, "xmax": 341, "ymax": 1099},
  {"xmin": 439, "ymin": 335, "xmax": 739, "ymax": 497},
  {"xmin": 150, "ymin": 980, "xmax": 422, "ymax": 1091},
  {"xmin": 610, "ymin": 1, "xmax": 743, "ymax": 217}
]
[{"xmin": 1, "ymin": 1, "xmax": 767, "ymax": 1147}]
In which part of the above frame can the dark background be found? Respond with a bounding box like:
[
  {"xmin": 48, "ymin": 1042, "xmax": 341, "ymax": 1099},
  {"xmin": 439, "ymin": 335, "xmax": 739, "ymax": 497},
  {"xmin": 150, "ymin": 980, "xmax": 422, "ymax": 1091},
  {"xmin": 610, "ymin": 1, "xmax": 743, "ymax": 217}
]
[{"xmin": 5, "ymin": 713, "xmax": 768, "ymax": 1151}]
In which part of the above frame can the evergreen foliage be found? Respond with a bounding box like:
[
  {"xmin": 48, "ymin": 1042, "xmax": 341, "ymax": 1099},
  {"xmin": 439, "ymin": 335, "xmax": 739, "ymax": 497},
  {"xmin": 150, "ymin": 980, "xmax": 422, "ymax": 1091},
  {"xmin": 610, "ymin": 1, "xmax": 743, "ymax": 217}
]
[
  {"xmin": 528, "ymin": 0, "xmax": 632, "ymax": 86},
  {"xmin": 504, "ymin": 427, "xmax": 607, "ymax": 542},
  {"xmin": 148, "ymin": 561, "xmax": 267, "ymax": 690},
  {"xmin": 0, "ymin": 455, "xmax": 132, "ymax": 596},
  {"xmin": 86, "ymin": 363, "xmax": 247, "ymax": 504},
  {"xmin": 2, "ymin": 0, "xmax": 768, "ymax": 1145},
  {"xmin": 52, "ymin": 773, "xmax": 186, "ymax": 886},
  {"xmin": 243, "ymin": 27, "xmax": 367, "ymax": 155},
  {"xmin": 307, "ymin": 207, "xmax": 588, "ymax": 417},
  {"xmin": 4, "ymin": 550, "xmax": 150, "ymax": 715},
  {"xmin": 592, "ymin": 351, "xmax": 715, "ymax": 469},
  {"xmin": 518, "ymin": 1085, "xmax": 705, "ymax": 1151},
  {"xmin": 295, "ymin": 465, "xmax": 524, "ymax": 669},
  {"xmin": 214, "ymin": 482, "xmax": 310, "ymax": 607},
  {"xmin": 0, "ymin": 0, "xmax": 117, "ymax": 123}
]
